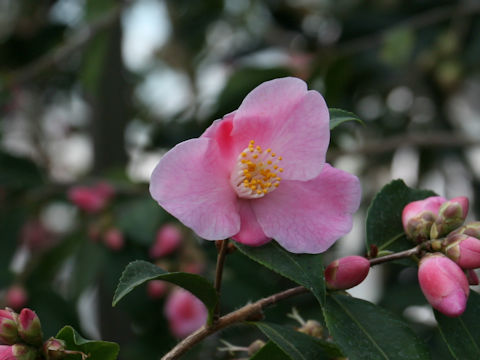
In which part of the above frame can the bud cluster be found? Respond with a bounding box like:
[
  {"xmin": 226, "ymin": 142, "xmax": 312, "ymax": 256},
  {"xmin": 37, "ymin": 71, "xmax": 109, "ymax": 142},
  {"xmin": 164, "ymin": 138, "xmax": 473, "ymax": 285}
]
[
  {"xmin": 0, "ymin": 307, "xmax": 87, "ymax": 360},
  {"xmin": 402, "ymin": 196, "xmax": 480, "ymax": 317}
]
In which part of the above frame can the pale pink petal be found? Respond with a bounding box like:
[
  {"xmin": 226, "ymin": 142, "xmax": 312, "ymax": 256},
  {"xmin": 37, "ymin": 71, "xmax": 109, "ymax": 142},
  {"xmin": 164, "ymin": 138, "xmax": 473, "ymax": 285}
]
[
  {"xmin": 150, "ymin": 138, "xmax": 240, "ymax": 240},
  {"xmin": 252, "ymin": 164, "xmax": 361, "ymax": 253},
  {"xmin": 231, "ymin": 78, "xmax": 329, "ymax": 181},
  {"xmin": 232, "ymin": 200, "xmax": 271, "ymax": 246},
  {"xmin": 200, "ymin": 112, "xmax": 237, "ymax": 169}
]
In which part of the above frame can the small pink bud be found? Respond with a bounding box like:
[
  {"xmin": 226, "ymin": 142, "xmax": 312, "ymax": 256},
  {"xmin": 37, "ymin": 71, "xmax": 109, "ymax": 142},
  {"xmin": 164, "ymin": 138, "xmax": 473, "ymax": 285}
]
[
  {"xmin": 402, "ymin": 196, "xmax": 446, "ymax": 242},
  {"xmin": 418, "ymin": 253, "xmax": 469, "ymax": 317},
  {"xmin": 0, "ymin": 309, "xmax": 19, "ymax": 345},
  {"xmin": 164, "ymin": 288, "xmax": 207, "ymax": 338},
  {"xmin": 0, "ymin": 344, "xmax": 38, "ymax": 360},
  {"xmin": 466, "ymin": 270, "xmax": 479, "ymax": 286},
  {"xmin": 43, "ymin": 337, "xmax": 66, "ymax": 360},
  {"xmin": 17, "ymin": 309, "xmax": 43, "ymax": 346},
  {"xmin": 324, "ymin": 256, "xmax": 370, "ymax": 290},
  {"xmin": 20, "ymin": 220, "xmax": 54, "ymax": 252},
  {"xmin": 430, "ymin": 197, "xmax": 469, "ymax": 239},
  {"xmin": 68, "ymin": 182, "xmax": 114, "ymax": 213},
  {"xmin": 147, "ymin": 280, "xmax": 167, "ymax": 299},
  {"xmin": 103, "ymin": 228, "xmax": 125, "ymax": 251},
  {"xmin": 444, "ymin": 234, "xmax": 480, "ymax": 269},
  {"xmin": 180, "ymin": 262, "xmax": 205, "ymax": 275},
  {"xmin": 5, "ymin": 286, "xmax": 27, "ymax": 311},
  {"xmin": 150, "ymin": 224, "xmax": 182, "ymax": 259}
]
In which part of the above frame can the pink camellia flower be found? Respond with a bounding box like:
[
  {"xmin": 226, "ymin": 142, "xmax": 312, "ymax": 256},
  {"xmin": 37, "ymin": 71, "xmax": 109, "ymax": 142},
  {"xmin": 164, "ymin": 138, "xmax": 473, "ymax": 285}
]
[
  {"xmin": 324, "ymin": 256, "xmax": 370, "ymax": 290},
  {"xmin": 444, "ymin": 234, "xmax": 480, "ymax": 269},
  {"xmin": 5, "ymin": 286, "xmax": 27, "ymax": 311},
  {"xmin": 418, "ymin": 253, "xmax": 469, "ymax": 317},
  {"xmin": 150, "ymin": 78, "xmax": 361, "ymax": 253},
  {"xmin": 150, "ymin": 224, "xmax": 182, "ymax": 259},
  {"xmin": 402, "ymin": 196, "xmax": 446, "ymax": 243},
  {"xmin": 68, "ymin": 182, "xmax": 115, "ymax": 213},
  {"xmin": 103, "ymin": 228, "xmax": 125, "ymax": 251},
  {"xmin": 164, "ymin": 288, "xmax": 207, "ymax": 338}
]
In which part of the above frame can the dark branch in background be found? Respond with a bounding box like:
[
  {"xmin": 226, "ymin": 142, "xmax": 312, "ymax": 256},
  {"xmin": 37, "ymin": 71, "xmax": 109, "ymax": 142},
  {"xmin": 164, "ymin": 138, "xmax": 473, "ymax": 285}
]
[
  {"xmin": 3, "ymin": 2, "xmax": 129, "ymax": 88},
  {"xmin": 327, "ymin": 132, "xmax": 480, "ymax": 160}
]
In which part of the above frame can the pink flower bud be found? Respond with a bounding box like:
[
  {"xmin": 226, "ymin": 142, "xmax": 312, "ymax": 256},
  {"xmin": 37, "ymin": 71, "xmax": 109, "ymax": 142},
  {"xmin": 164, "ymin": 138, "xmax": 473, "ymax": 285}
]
[
  {"xmin": 17, "ymin": 309, "xmax": 43, "ymax": 347},
  {"xmin": 0, "ymin": 309, "xmax": 19, "ymax": 345},
  {"xmin": 418, "ymin": 253, "xmax": 469, "ymax": 317},
  {"xmin": 444, "ymin": 234, "xmax": 480, "ymax": 269},
  {"xmin": 324, "ymin": 256, "xmax": 370, "ymax": 290},
  {"xmin": 164, "ymin": 288, "xmax": 207, "ymax": 338},
  {"xmin": 402, "ymin": 196, "xmax": 446, "ymax": 243},
  {"xmin": 103, "ymin": 228, "xmax": 125, "ymax": 251},
  {"xmin": 147, "ymin": 280, "xmax": 167, "ymax": 299},
  {"xmin": 67, "ymin": 182, "xmax": 114, "ymax": 213},
  {"xmin": 466, "ymin": 270, "xmax": 479, "ymax": 286},
  {"xmin": 43, "ymin": 337, "xmax": 66, "ymax": 360},
  {"xmin": 20, "ymin": 220, "xmax": 54, "ymax": 252},
  {"xmin": 0, "ymin": 344, "xmax": 37, "ymax": 360},
  {"xmin": 150, "ymin": 224, "xmax": 182, "ymax": 259},
  {"xmin": 5, "ymin": 287, "xmax": 27, "ymax": 311},
  {"xmin": 430, "ymin": 196, "xmax": 469, "ymax": 239}
]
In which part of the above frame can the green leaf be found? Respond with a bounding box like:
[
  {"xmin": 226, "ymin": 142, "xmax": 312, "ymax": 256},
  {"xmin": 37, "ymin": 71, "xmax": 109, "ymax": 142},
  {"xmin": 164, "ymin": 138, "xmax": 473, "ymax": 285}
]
[
  {"xmin": 435, "ymin": 291, "xmax": 480, "ymax": 360},
  {"xmin": 56, "ymin": 326, "xmax": 119, "ymax": 360},
  {"xmin": 250, "ymin": 341, "xmax": 290, "ymax": 360},
  {"xmin": 329, "ymin": 108, "xmax": 363, "ymax": 130},
  {"xmin": 324, "ymin": 294, "xmax": 430, "ymax": 360},
  {"xmin": 0, "ymin": 151, "xmax": 44, "ymax": 188},
  {"xmin": 366, "ymin": 179, "xmax": 436, "ymax": 253},
  {"xmin": 235, "ymin": 242, "xmax": 325, "ymax": 306},
  {"xmin": 254, "ymin": 322, "xmax": 343, "ymax": 360},
  {"xmin": 113, "ymin": 260, "xmax": 218, "ymax": 323}
]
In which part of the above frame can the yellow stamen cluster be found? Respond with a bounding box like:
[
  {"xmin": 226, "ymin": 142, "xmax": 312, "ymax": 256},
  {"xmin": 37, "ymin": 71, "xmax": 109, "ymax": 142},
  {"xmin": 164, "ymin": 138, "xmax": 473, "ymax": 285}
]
[{"xmin": 231, "ymin": 140, "xmax": 284, "ymax": 199}]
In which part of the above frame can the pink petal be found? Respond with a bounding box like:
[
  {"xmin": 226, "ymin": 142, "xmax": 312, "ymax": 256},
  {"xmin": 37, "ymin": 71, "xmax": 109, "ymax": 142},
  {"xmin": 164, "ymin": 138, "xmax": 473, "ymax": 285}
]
[
  {"xmin": 231, "ymin": 200, "xmax": 271, "ymax": 246},
  {"xmin": 231, "ymin": 78, "xmax": 329, "ymax": 181},
  {"xmin": 252, "ymin": 164, "xmax": 361, "ymax": 253},
  {"xmin": 150, "ymin": 138, "xmax": 240, "ymax": 240}
]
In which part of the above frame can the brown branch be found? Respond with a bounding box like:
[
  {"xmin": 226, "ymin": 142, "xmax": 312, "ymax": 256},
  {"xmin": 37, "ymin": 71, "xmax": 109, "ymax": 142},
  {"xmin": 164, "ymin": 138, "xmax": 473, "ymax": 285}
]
[
  {"xmin": 3, "ymin": 2, "xmax": 129, "ymax": 87},
  {"xmin": 369, "ymin": 245, "xmax": 422, "ymax": 266},
  {"xmin": 161, "ymin": 286, "xmax": 308, "ymax": 360},
  {"xmin": 328, "ymin": 132, "xmax": 480, "ymax": 160}
]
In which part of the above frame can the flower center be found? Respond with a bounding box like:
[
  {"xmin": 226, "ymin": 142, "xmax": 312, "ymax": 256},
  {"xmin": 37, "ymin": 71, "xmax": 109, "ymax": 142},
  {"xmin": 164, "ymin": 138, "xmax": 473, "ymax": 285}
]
[{"xmin": 230, "ymin": 140, "xmax": 284, "ymax": 199}]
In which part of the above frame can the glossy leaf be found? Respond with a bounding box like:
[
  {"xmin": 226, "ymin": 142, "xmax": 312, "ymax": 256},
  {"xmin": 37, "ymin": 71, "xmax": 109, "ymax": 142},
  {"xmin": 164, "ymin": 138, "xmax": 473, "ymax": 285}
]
[
  {"xmin": 435, "ymin": 291, "xmax": 480, "ymax": 360},
  {"xmin": 366, "ymin": 179, "xmax": 436, "ymax": 253},
  {"xmin": 56, "ymin": 326, "xmax": 119, "ymax": 360},
  {"xmin": 324, "ymin": 294, "xmax": 430, "ymax": 360},
  {"xmin": 113, "ymin": 260, "xmax": 218, "ymax": 322},
  {"xmin": 250, "ymin": 341, "xmax": 290, "ymax": 360},
  {"xmin": 329, "ymin": 108, "xmax": 363, "ymax": 130},
  {"xmin": 255, "ymin": 322, "xmax": 343, "ymax": 360},
  {"xmin": 235, "ymin": 241, "xmax": 325, "ymax": 305}
]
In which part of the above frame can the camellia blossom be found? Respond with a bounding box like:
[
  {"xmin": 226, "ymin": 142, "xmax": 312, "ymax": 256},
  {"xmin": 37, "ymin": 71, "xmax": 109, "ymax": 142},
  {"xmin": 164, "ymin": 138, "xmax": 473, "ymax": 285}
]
[{"xmin": 150, "ymin": 77, "xmax": 361, "ymax": 253}]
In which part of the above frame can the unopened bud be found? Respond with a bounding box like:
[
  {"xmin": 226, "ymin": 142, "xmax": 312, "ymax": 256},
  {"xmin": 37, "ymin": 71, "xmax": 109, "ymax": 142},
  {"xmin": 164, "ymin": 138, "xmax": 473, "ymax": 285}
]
[
  {"xmin": 12, "ymin": 344, "xmax": 37, "ymax": 360},
  {"xmin": 430, "ymin": 197, "xmax": 469, "ymax": 239},
  {"xmin": 325, "ymin": 256, "xmax": 370, "ymax": 290},
  {"xmin": 17, "ymin": 309, "xmax": 43, "ymax": 346},
  {"xmin": 297, "ymin": 320, "xmax": 323, "ymax": 338},
  {"xmin": 147, "ymin": 280, "xmax": 167, "ymax": 299},
  {"xmin": 103, "ymin": 228, "xmax": 124, "ymax": 251},
  {"xmin": 0, "ymin": 309, "xmax": 19, "ymax": 345},
  {"xmin": 247, "ymin": 340, "xmax": 265, "ymax": 356},
  {"xmin": 402, "ymin": 196, "xmax": 446, "ymax": 243},
  {"xmin": 466, "ymin": 270, "xmax": 479, "ymax": 286},
  {"xmin": 150, "ymin": 224, "xmax": 182, "ymax": 259},
  {"xmin": 443, "ymin": 234, "xmax": 480, "ymax": 269},
  {"xmin": 43, "ymin": 337, "xmax": 66, "ymax": 360},
  {"xmin": 5, "ymin": 286, "xmax": 28, "ymax": 310},
  {"xmin": 418, "ymin": 253, "xmax": 469, "ymax": 317}
]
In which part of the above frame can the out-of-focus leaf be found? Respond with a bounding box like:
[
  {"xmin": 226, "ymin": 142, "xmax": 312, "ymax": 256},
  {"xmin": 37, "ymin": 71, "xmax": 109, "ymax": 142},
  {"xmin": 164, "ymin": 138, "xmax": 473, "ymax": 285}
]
[
  {"xmin": 113, "ymin": 260, "xmax": 218, "ymax": 323},
  {"xmin": 115, "ymin": 197, "xmax": 165, "ymax": 246},
  {"xmin": 366, "ymin": 179, "xmax": 436, "ymax": 254},
  {"xmin": 250, "ymin": 341, "xmax": 290, "ymax": 360},
  {"xmin": 0, "ymin": 152, "xmax": 43, "ymax": 188},
  {"xmin": 254, "ymin": 322, "xmax": 343, "ymax": 360},
  {"xmin": 435, "ymin": 291, "xmax": 480, "ymax": 360},
  {"xmin": 56, "ymin": 326, "xmax": 119, "ymax": 360},
  {"xmin": 381, "ymin": 26, "xmax": 415, "ymax": 67},
  {"xmin": 329, "ymin": 108, "xmax": 363, "ymax": 130},
  {"xmin": 324, "ymin": 294, "xmax": 430, "ymax": 360},
  {"xmin": 236, "ymin": 242, "xmax": 325, "ymax": 306}
]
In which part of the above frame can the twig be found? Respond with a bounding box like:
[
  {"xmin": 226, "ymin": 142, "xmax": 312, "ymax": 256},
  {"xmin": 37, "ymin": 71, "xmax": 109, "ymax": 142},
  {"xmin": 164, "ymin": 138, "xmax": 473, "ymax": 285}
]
[
  {"xmin": 368, "ymin": 245, "xmax": 422, "ymax": 266},
  {"xmin": 3, "ymin": 2, "xmax": 129, "ymax": 87},
  {"xmin": 213, "ymin": 239, "xmax": 229, "ymax": 320},
  {"xmin": 161, "ymin": 286, "xmax": 308, "ymax": 360},
  {"xmin": 328, "ymin": 132, "xmax": 480, "ymax": 160}
]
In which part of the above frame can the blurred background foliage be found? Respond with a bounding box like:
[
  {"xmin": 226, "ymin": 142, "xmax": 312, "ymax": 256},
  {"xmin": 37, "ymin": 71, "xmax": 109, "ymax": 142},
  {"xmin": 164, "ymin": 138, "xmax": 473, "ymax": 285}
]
[{"xmin": 0, "ymin": 0, "xmax": 479, "ymax": 359}]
